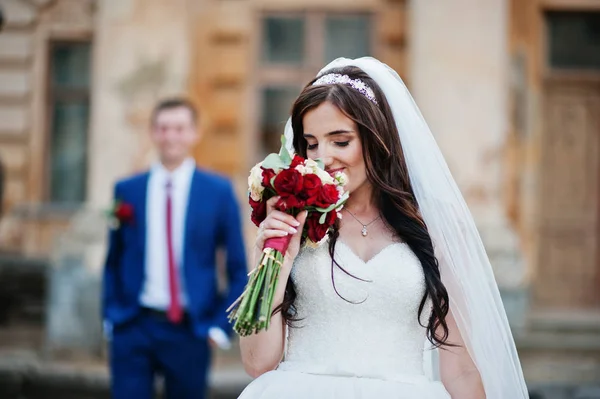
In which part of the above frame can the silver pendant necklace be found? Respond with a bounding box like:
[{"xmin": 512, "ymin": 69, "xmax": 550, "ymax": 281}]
[{"xmin": 344, "ymin": 208, "xmax": 381, "ymax": 237}]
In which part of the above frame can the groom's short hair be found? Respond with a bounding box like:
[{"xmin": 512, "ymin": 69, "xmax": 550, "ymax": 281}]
[{"xmin": 151, "ymin": 97, "xmax": 199, "ymax": 126}]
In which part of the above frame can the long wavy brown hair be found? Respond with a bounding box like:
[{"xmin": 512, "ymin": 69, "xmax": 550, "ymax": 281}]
[{"xmin": 272, "ymin": 66, "xmax": 451, "ymax": 348}]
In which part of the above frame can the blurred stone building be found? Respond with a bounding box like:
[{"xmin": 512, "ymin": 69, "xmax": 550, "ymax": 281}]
[{"xmin": 0, "ymin": 0, "xmax": 598, "ymax": 394}]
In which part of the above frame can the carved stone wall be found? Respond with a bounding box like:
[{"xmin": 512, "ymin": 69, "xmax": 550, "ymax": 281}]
[{"xmin": 0, "ymin": 0, "xmax": 94, "ymax": 256}]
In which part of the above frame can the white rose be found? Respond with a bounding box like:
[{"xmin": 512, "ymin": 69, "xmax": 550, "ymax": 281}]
[
  {"xmin": 334, "ymin": 171, "xmax": 348, "ymax": 187},
  {"xmin": 315, "ymin": 167, "xmax": 335, "ymax": 185},
  {"xmin": 248, "ymin": 163, "xmax": 265, "ymax": 202},
  {"xmin": 295, "ymin": 164, "xmax": 309, "ymax": 175},
  {"xmin": 304, "ymin": 159, "xmax": 319, "ymax": 170},
  {"xmin": 304, "ymin": 158, "xmax": 335, "ymax": 184}
]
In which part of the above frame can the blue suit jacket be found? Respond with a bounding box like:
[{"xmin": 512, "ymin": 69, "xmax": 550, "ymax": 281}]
[{"xmin": 102, "ymin": 169, "xmax": 248, "ymax": 337}]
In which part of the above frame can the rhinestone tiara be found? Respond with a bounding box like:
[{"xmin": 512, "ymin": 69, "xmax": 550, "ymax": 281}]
[{"xmin": 312, "ymin": 73, "xmax": 378, "ymax": 105}]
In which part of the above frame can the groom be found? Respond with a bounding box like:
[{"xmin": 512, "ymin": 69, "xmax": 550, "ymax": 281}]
[{"xmin": 102, "ymin": 98, "xmax": 247, "ymax": 399}]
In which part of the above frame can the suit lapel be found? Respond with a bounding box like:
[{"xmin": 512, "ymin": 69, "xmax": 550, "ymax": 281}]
[
  {"xmin": 184, "ymin": 170, "xmax": 200, "ymax": 256},
  {"xmin": 135, "ymin": 172, "xmax": 150, "ymax": 251}
]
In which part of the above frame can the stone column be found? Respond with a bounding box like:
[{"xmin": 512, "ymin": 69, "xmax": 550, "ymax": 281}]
[
  {"xmin": 88, "ymin": 0, "xmax": 193, "ymax": 212},
  {"xmin": 410, "ymin": 0, "xmax": 528, "ymax": 332}
]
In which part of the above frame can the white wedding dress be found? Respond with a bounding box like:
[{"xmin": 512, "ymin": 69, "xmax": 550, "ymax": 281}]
[{"xmin": 238, "ymin": 239, "xmax": 451, "ymax": 398}]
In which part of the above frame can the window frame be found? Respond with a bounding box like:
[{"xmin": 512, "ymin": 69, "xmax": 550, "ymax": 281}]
[
  {"xmin": 541, "ymin": 3, "xmax": 600, "ymax": 81},
  {"xmin": 544, "ymin": 10, "xmax": 600, "ymax": 73},
  {"xmin": 254, "ymin": 11, "xmax": 375, "ymax": 158},
  {"xmin": 45, "ymin": 39, "xmax": 92, "ymax": 204}
]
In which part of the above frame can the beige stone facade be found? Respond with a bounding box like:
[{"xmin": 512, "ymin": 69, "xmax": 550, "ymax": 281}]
[
  {"xmin": 0, "ymin": 0, "xmax": 94, "ymax": 256},
  {"xmin": 1, "ymin": 0, "xmax": 600, "ymax": 388},
  {"xmin": 506, "ymin": 0, "xmax": 600, "ymax": 386}
]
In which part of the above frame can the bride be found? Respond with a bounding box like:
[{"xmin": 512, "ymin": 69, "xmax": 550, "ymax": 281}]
[{"xmin": 237, "ymin": 57, "xmax": 528, "ymax": 398}]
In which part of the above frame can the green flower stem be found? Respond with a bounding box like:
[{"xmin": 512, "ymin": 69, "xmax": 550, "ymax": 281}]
[
  {"xmin": 259, "ymin": 258, "xmax": 273, "ymax": 323},
  {"xmin": 246, "ymin": 264, "xmax": 266, "ymax": 324},
  {"xmin": 266, "ymin": 253, "xmax": 282, "ymax": 328},
  {"xmin": 230, "ymin": 249, "xmax": 285, "ymax": 336}
]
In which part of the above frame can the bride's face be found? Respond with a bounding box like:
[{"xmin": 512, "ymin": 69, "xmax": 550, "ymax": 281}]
[{"xmin": 303, "ymin": 101, "xmax": 369, "ymax": 194}]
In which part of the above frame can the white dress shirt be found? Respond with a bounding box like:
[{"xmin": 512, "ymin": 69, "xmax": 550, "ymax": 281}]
[
  {"xmin": 140, "ymin": 158, "xmax": 194, "ymax": 309},
  {"xmin": 138, "ymin": 158, "xmax": 230, "ymax": 349}
]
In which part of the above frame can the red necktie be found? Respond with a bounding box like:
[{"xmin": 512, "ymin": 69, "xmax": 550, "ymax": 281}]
[{"xmin": 165, "ymin": 180, "xmax": 183, "ymax": 323}]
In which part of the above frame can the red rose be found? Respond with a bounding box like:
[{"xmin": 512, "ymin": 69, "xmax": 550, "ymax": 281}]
[
  {"xmin": 115, "ymin": 203, "xmax": 134, "ymax": 223},
  {"xmin": 302, "ymin": 174, "xmax": 322, "ymax": 206},
  {"xmin": 315, "ymin": 184, "xmax": 340, "ymax": 208},
  {"xmin": 261, "ymin": 167, "xmax": 276, "ymax": 189},
  {"xmin": 275, "ymin": 195, "xmax": 305, "ymax": 212},
  {"xmin": 290, "ymin": 155, "xmax": 305, "ymax": 168},
  {"xmin": 306, "ymin": 212, "xmax": 331, "ymax": 243},
  {"xmin": 326, "ymin": 210, "xmax": 337, "ymax": 225},
  {"xmin": 249, "ymin": 197, "xmax": 267, "ymax": 227},
  {"xmin": 273, "ymin": 168, "xmax": 304, "ymax": 195}
]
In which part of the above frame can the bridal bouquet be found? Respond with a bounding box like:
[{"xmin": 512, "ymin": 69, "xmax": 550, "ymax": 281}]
[{"xmin": 227, "ymin": 137, "xmax": 348, "ymax": 336}]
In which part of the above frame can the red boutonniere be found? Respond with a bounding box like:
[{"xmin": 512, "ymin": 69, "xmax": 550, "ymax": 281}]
[{"xmin": 107, "ymin": 200, "xmax": 134, "ymax": 229}]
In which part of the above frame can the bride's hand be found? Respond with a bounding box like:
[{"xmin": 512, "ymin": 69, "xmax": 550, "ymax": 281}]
[{"xmin": 255, "ymin": 196, "xmax": 308, "ymax": 271}]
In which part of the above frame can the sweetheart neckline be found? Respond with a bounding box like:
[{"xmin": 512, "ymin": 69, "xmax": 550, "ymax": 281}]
[{"xmin": 336, "ymin": 240, "xmax": 408, "ymax": 265}]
